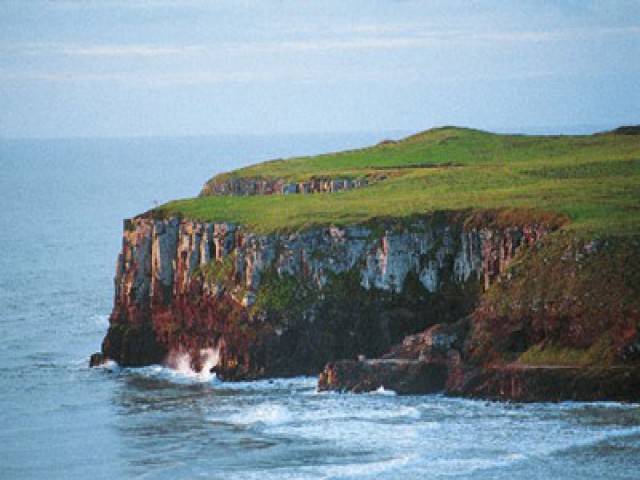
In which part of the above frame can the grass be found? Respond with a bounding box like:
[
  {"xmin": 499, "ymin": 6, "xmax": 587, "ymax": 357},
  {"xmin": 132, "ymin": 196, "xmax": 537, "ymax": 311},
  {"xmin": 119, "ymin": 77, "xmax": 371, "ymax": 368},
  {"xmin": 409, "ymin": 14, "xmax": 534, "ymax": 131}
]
[
  {"xmin": 153, "ymin": 126, "xmax": 640, "ymax": 235},
  {"xmin": 518, "ymin": 336, "xmax": 616, "ymax": 367}
]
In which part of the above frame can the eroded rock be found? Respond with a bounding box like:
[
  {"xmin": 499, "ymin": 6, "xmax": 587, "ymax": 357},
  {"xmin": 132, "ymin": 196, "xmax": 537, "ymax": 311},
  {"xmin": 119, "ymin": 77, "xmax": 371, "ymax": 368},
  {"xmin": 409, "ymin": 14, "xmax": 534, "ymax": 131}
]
[
  {"xmin": 99, "ymin": 212, "xmax": 553, "ymax": 380},
  {"xmin": 318, "ymin": 359, "xmax": 448, "ymax": 394}
]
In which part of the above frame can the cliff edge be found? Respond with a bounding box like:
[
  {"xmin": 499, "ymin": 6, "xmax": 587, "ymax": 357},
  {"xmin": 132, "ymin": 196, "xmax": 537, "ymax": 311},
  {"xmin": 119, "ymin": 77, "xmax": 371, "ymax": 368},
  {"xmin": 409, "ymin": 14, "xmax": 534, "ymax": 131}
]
[
  {"xmin": 94, "ymin": 127, "xmax": 640, "ymax": 401},
  {"xmin": 319, "ymin": 233, "xmax": 640, "ymax": 401}
]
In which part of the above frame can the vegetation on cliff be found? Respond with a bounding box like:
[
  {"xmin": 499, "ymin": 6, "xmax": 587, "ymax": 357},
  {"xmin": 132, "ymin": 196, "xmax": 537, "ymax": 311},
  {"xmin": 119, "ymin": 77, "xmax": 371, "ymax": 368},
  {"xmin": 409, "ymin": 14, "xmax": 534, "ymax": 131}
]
[
  {"xmin": 154, "ymin": 126, "xmax": 640, "ymax": 236},
  {"xmin": 102, "ymin": 126, "xmax": 640, "ymax": 400},
  {"xmin": 469, "ymin": 233, "xmax": 640, "ymax": 368}
]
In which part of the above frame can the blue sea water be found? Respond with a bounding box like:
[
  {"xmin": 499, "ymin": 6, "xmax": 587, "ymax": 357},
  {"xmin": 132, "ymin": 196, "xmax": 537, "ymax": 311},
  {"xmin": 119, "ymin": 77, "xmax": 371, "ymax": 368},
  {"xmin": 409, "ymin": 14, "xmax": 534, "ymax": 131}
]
[{"xmin": 1, "ymin": 133, "xmax": 639, "ymax": 480}]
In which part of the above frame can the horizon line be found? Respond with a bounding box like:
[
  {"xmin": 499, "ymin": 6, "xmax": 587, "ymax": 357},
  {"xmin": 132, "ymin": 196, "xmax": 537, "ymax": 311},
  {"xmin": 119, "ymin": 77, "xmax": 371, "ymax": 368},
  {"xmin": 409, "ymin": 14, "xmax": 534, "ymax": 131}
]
[{"xmin": 0, "ymin": 122, "xmax": 635, "ymax": 142}]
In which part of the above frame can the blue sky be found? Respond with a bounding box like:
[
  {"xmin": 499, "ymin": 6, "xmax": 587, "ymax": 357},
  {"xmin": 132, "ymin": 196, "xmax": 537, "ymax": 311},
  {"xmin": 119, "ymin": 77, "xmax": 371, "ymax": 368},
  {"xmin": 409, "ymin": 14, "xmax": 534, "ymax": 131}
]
[{"xmin": 1, "ymin": 0, "xmax": 638, "ymax": 138}]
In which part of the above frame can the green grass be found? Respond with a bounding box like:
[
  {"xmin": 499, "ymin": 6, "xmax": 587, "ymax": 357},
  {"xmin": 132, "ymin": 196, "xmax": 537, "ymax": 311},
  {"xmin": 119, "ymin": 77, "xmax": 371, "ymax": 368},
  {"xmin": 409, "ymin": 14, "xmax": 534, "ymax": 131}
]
[
  {"xmin": 153, "ymin": 127, "xmax": 640, "ymax": 235},
  {"xmin": 518, "ymin": 336, "xmax": 616, "ymax": 367}
]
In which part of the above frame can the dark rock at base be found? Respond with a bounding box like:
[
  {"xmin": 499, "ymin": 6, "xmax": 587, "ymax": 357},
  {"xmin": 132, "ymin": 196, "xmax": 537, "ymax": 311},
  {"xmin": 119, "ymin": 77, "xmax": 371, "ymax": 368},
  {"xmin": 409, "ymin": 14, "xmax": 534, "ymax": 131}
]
[
  {"xmin": 382, "ymin": 317, "xmax": 469, "ymax": 362},
  {"xmin": 318, "ymin": 312, "xmax": 640, "ymax": 401},
  {"xmin": 101, "ymin": 322, "xmax": 166, "ymax": 367},
  {"xmin": 318, "ymin": 359, "xmax": 448, "ymax": 394},
  {"xmin": 89, "ymin": 352, "xmax": 107, "ymax": 367},
  {"xmin": 449, "ymin": 365, "xmax": 640, "ymax": 403},
  {"xmin": 103, "ymin": 214, "xmax": 551, "ymax": 379},
  {"xmin": 102, "ymin": 210, "xmax": 640, "ymax": 401},
  {"xmin": 318, "ymin": 357, "xmax": 640, "ymax": 402},
  {"xmin": 317, "ymin": 318, "xmax": 467, "ymax": 395}
]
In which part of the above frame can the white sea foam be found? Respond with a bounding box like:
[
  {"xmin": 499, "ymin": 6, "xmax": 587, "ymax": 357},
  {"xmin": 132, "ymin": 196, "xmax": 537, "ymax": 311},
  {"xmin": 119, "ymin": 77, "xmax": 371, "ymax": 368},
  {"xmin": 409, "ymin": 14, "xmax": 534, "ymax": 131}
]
[
  {"xmin": 369, "ymin": 385, "xmax": 397, "ymax": 396},
  {"xmin": 230, "ymin": 403, "xmax": 292, "ymax": 426},
  {"xmin": 310, "ymin": 454, "xmax": 413, "ymax": 478},
  {"xmin": 318, "ymin": 404, "xmax": 421, "ymax": 422},
  {"xmin": 413, "ymin": 454, "xmax": 529, "ymax": 477},
  {"xmin": 215, "ymin": 376, "xmax": 317, "ymax": 392},
  {"xmin": 114, "ymin": 362, "xmax": 318, "ymax": 391},
  {"xmin": 94, "ymin": 359, "xmax": 120, "ymax": 372},
  {"xmin": 166, "ymin": 347, "xmax": 220, "ymax": 382},
  {"xmin": 556, "ymin": 400, "xmax": 640, "ymax": 410},
  {"xmin": 113, "ymin": 353, "xmax": 221, "ymax": 385}
]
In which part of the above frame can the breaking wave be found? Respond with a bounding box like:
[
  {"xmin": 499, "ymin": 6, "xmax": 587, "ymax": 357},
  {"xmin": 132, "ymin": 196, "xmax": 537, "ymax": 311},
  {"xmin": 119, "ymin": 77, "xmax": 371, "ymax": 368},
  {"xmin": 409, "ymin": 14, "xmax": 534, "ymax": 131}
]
[{"xmin": 166, "ymin": 347, "xmax": 220, "ymax": 382}]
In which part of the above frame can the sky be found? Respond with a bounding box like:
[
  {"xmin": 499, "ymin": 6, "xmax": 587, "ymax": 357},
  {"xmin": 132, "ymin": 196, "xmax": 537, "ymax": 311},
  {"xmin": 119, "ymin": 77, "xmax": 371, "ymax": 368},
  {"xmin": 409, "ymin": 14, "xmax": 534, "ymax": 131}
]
[{"xmin": 0, "ymin": 0, "xmax": 638, "ymax": 138}]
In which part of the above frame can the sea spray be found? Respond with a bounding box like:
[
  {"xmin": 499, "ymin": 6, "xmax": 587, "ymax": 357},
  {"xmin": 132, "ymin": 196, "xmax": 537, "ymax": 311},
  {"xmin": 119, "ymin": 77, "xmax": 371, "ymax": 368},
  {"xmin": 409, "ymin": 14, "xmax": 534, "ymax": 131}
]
[
  {"xmin": 199, "ymin": 348, "xmax": 220, "ymax": 381},
  {"xmin": 166, "ymin": 347, "xmax": 220, "ymax": 382}
]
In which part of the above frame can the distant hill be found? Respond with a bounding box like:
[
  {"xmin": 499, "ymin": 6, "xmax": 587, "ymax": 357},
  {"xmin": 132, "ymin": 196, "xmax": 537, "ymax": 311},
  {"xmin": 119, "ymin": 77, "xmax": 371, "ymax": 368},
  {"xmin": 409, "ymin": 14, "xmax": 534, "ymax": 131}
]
[{"xmin": 153, "ymin": 126, "xmax": 640, "ymax": 236}]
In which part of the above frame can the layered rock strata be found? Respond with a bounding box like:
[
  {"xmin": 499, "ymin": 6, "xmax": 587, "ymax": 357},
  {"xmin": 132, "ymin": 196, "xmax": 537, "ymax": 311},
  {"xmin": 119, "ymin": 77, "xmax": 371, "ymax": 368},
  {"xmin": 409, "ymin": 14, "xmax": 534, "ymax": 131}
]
[
  {"xmin": 319, "ymin": 235, "xmax": 640, "ymax": 402},
  {"xmin": 319, "ymin": 357, "xmax": 640, "ymax": 402},
  {"xmin": 101, "ymin": 212, "xmax": 550, "ymax": 380},
  {"xmin": 199, "ymin": 175, "xmax": 378, "ymax": 197}
]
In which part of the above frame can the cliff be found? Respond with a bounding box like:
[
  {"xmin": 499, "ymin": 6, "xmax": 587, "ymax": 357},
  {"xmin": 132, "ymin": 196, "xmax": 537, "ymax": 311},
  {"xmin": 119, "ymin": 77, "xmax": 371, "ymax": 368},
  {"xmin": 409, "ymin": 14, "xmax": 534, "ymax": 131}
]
[
  {"xmin": 95, "ymin": 126, "xmax": 640, "ymax": 401},
  {"xmin": 319, "ymin": 234, "xmax": 640, "ymax": 401},
  {"xmin": 100, "ymin": 211, "xmax": 553, "ymax": 381},
  {"xmin": 199, "ymin": 174, "xmax": 374, "ymax": 197}
]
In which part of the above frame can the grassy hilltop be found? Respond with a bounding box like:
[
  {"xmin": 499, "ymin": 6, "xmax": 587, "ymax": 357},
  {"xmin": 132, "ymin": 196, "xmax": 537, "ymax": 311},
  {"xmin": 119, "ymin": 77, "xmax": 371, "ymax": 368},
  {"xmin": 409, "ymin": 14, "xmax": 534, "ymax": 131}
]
[{"xmin": 154, "ymin": 126, "xmax": 640, "ymax": 235}]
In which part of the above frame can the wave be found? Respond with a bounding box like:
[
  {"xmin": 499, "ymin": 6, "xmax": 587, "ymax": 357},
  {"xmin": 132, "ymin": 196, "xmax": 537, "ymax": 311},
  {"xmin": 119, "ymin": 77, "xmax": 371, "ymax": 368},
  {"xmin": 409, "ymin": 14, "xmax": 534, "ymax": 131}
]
[
  {"xmin": 99, "ymin": 360, "xmax": 318, "ymax": 391},
  {"xmin": 166, "ymin": 347, "xmax": 219, "ymax": 382},
  {"xmin": 227, "ymin": 403, "xmax": 292, "ymax": 426},
  {"xmin": 369, "ymin": 385, "xmax": 397, "ymax": 396}
]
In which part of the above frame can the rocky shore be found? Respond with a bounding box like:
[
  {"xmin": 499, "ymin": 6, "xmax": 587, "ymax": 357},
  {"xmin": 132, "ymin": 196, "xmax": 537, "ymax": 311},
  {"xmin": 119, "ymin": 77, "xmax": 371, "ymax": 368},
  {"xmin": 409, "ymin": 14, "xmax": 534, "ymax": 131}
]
[
  {"xmin": 318, "ymin": 234, "xmax": 640, "ymax": 401},
  {"xmin": 94, "ymin": 206, "xmax": 640, "ymax": 401},
  {"xmin": 93, "ymin": 126, "xmax": 640, "ymax": 402},
  {"xmin": 318, "ymin": 319, "xmax": 640, "ymax": 402}
]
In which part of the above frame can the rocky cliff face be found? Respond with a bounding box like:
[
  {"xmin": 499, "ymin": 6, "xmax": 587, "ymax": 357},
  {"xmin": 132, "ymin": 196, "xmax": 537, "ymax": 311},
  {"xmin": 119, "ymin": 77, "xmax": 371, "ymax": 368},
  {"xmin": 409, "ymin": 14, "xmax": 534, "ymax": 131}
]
[
  {"xmin": 199, "ymin": 175, "xmax": 374, "ymax": 197},
  {"xmin": 101, "ymin": 212, "xmax": 551, "ymax": 379},
  {"xmin": 319, "ymin": 234, "xmax": 640, "ymax": 401}
]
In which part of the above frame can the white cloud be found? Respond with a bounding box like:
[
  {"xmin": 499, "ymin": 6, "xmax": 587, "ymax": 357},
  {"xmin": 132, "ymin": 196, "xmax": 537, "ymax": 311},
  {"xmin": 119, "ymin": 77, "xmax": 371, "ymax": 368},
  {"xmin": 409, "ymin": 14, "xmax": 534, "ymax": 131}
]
[
  {"xmin": 0, "ymin": 22, "xmax": 637, "ymax": 87},
  {"xmin": 62, "ymin": 44, "xmax": 207, "ymax": 57},
  {"xmin": 2, "ymin": 64, "xmax": 622, "ymax": 88},
  {"xmin": 49, "ymin": 24, "xmax": 640, "ymax": 59},
  {"xmin": 0, "ymin": 70, "xmax": 287, "ymax": 86}
]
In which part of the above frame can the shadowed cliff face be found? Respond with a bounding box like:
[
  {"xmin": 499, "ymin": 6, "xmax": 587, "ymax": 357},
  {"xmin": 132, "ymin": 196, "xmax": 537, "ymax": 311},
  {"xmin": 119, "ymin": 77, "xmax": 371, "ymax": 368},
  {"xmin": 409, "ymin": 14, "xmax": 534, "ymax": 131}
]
[
  {"xmin": 461, "ymin": 235, "xmax": 640, "ymax": 374},
  {"xmin": 318, "ymin": 234, "xmax": 640, "ymax": 401},
  {"xmin": 102, "ymin": 213, "xmax": 551, "ymax": 379}
]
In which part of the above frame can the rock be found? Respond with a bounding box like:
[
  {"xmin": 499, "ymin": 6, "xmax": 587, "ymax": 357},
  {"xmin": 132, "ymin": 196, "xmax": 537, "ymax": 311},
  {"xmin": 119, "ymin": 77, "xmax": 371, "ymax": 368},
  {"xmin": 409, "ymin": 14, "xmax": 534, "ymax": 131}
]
[
  {"xmin": 318, "ymin": 359, "xmax": 448, "ymax": 394},
  {"xmin": 198, "ymin": 174, "xmax": 374, "ymax": 197},
  {"xmin": 382, "ymin": 317, "xmax": 469, "ymax": 362},
  {"xmin": 448, "ymin": 365, "xmax": 640, "ymax": 402},
  {"xmin": 621, "ymin": 341, "xmax": 640, "ymax": 362},
  {"xmin": 89, "ymin": 352, "xmax": 107, "ymax": 367},
  {"xmin": 318, "ymin": 317, "xmax": 469, "ymax": 395},
  {"xmin": 319, "ymin": 329, "xmax": 640, "ymax": 401},
  {"xmin": 100, "ymin": 212, "xmax": 553, "ymax": 379},
  {"xmin": 100, "ymin": 205, "xmax": 640, "ymax": 402}
]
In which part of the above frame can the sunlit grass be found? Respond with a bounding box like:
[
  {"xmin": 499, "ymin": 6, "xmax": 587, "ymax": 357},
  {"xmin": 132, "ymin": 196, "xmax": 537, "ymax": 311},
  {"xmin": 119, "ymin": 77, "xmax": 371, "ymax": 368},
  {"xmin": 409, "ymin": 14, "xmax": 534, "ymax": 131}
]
[{"xmin": 154, "ymin": 127, "xmax": 640, "ymax": 235}]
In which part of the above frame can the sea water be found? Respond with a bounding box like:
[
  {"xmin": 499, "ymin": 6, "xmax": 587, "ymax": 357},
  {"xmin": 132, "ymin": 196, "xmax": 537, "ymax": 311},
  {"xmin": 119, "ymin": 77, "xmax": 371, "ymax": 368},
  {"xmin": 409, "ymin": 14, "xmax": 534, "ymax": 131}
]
[{"xmin": 1, "ymin": 133, "xmax": 639, "ymax": 479}]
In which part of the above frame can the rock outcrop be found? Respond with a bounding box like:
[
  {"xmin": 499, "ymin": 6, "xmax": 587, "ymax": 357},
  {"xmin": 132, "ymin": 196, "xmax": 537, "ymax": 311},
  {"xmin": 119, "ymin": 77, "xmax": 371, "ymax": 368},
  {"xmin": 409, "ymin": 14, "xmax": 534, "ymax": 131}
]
[
  {"xmin": 319, "ymin": 235, "xmax": 640, "ymax": 402},
  {"xmin": 199, "ymin": 175, "xmax": 376, "ymax": 197},
  {"xmin": 100, "ymin": 211, "xmax": 552, "ymax": 380},
  {"xmin": 448, "ymin": 365, "xmax": 640, "ymax": 402},
  {"xmin": 318, "ymin": 359, "xmax": 449, "ymax": 394}
]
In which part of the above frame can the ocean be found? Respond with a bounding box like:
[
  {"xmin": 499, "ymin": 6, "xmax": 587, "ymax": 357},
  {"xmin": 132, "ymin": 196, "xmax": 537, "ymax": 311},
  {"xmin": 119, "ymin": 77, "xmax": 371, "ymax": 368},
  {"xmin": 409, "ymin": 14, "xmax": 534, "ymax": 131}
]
[{"xmin": 1, "ymin": 133, "xmax": 639, "ymax": 479}]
